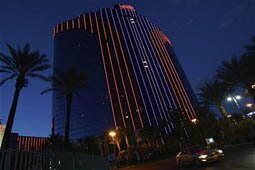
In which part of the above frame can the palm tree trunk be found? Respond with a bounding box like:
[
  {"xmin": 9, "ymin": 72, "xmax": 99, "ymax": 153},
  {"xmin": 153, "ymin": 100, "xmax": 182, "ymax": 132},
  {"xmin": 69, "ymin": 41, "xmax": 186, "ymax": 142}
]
[
  {"xmin": 116, "ymin": 140, "xmax": 121, "ymax": 152},
  {"xmin": 1, "ymin": 79, "xmax": 24, "ymax": 150},
  {"xmin": 218, "ymin": 104, "xmax": 228, "ymax": 119},
  {"xmin": 64, "ymin": 94, "xmax": 73, "ymax": 144},
  {"xmin": 125, "ymin": 136, "xmax": 130, "ymax": 148}
]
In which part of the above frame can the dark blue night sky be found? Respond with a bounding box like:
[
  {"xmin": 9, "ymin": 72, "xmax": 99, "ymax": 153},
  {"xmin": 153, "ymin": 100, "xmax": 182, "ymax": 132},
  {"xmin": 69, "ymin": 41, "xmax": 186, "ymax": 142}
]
[{"xmin": 0, "ymin": 0, "xmax": 254, "ymax": 137}]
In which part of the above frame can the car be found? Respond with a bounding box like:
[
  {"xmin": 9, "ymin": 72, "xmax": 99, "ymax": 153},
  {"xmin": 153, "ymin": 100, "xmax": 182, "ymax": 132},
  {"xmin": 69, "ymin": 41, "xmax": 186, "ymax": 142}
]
[{"xmin": 176, "ymin": 145, "xmax": 224, "ymax": 166}]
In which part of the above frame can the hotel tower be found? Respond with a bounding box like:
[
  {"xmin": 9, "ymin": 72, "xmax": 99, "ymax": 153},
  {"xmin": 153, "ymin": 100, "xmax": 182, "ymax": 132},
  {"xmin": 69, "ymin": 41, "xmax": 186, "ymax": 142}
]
[{"xmin": 53, "ymin": 5, "xmax": 197, "ymax": 141}]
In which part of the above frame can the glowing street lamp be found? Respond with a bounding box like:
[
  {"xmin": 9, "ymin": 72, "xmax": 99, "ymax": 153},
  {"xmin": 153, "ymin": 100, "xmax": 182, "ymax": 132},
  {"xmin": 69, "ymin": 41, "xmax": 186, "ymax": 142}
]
[
  {"xmin": 191, "ymin": 118, "xmax": 204, "ymax": 143},
  {"xmin": 226, "ymin": 95, "xmax": 242, "ymax": 109},
  {"xmin": 109, "ymin": 131, "xmax": 116, "ymax": 141},
  {"xmin": 246, "ymin": 103, "xmax": 253, "ymax": 113},
  {"xmin": 235, "ymin": 95, "xmax": 241, "ymax": 100},
  {"xmin": 108, "ymin": 130, "xmax": 121, "ymax": 152},
  {"xmin": 246, "ymin": 103, "xmax": 252, "ymax": 108},
  {"xmin": 227, "ymin": 97, "xmax": 233, "ymax": 102},
  {"xmin": 191, "ymin": 118, "xmax": 198, "ymax": 124}
]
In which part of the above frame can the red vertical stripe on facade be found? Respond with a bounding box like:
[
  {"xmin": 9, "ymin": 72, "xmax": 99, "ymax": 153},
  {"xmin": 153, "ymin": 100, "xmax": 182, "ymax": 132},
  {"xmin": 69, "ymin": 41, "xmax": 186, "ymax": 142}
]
[
  {"xmin": 106, "ymin": 42, "xmax": 127, "ymax": 128},
  {"xmin": 66, "ymin": 21, "xmax": 69, "ymax": 30},
  {"xmin": 83, "ymin": 14, "xmax": 87, "ymax": 30},
  {"xmin": 78, "ymin": 18, "xmax": 81, "ymax": 29},
  {"xmin": 72, "ymin": 20, "xmax": 75, "ymax": 29},
  {"xmin": 21, "ymin": 136, "xmax": 24, "ymax": 150},
  {"xmin": 150, "ymin": 30, "xmax": 187, "ymax": 118},
  {"xmin": 105, "ymin": 9, "xmax": 136, "ymax": 130},
  {"xmin": 151, "ymin": 28, "xmax": 191, "ymax": 120},
  {"xmin": 115, "ymin": 30, "xmax": 144, "ymax": 128},
  {"xmin": 89, "ymin": 13, "xmax": 93, "ymax": 33},
  {"xmin": 16, "ymin": 136, "xmax": 49, "ymax": 152},
  {"xmin": 153, "ymin": 29, "xmax": 195, "ymax": 119},
  {"xmin": 100, "ymin": 12, "xmax": 127, "ymax": 128},
  {"xmin": 155, "ymin": 29, "xmax": 196, "ymax": 118},
  {"xmin": 95, "ymin": 14, "xmax": 118, "ymax": 127},
  {"xmin": 155, "ymin": 30, "xmax": 192, "ymax": 120}
]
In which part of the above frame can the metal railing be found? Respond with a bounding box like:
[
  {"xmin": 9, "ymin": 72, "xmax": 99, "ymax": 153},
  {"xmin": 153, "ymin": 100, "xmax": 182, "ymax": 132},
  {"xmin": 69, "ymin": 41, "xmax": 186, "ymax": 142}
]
[{"xmin": 0, "ymin": 150, "xmax": 109, "ymax": 170}]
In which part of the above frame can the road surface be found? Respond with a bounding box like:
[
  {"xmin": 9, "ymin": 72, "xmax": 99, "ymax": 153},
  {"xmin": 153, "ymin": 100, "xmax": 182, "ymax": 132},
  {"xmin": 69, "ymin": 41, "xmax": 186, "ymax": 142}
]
[{"xmin": 120, "ymin": 144, "xmax": 255, "ymax": 170}]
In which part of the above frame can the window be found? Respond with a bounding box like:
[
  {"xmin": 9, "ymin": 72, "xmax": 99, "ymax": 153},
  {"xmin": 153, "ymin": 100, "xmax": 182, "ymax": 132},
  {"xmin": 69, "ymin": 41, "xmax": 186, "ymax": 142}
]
[
  {"xmin": 143, "ymin": 60, "xmax": 149, "ymax": 68},
  {"xmin": 130, "ymin": 18, "xmax": 135, "ymax": 24}
]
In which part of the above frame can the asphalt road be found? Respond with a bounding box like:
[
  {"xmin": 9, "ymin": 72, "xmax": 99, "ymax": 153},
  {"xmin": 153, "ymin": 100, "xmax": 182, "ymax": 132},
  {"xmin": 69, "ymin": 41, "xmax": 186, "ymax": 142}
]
[{"xmin": 120, "ymin": 144, "xmax": 255, "ymax": 170}]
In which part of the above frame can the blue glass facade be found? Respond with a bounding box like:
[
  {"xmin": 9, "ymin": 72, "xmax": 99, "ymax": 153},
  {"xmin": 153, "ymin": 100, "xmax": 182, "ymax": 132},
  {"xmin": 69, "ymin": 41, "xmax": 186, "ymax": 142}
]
[
  {"xmin": 53, "ymin": 30, "xmax": 113, "ymax": 140},
  {"xmin": 53, "ymin": 5, "xmax": 197, "ymax": 141}
]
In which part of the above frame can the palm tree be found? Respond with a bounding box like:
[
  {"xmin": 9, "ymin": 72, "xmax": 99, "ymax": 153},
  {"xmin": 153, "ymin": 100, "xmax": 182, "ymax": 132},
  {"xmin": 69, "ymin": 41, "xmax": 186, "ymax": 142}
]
[
  {"xmin": 216, "ymin": 57, "xmax": 254, "ymax": 93},
  {"xmin": 244, "ymin": 36, "xmax": 255, "ymax": 55},
  {"xmin": 42, "ymin": 68, "xmax": 88, "ymax": 143},
  {"xmin": 243, "ymin": 36, "xmax": 255, "ymax": 98},
  {"xmin": 216, "ymin": 37, "xmax": 255, "ymax": 99},
  {"xmin": 169, "ymin": 108, "xmax": 189, "ymax": 139},
  {"xmin": 116, "ymin": 127, "xmax": 131, "ymax": 148},
  {"xmin": 137, "ymin": 125, "xmax": 161, "ymax": 147},
  {"xmin": 0, "ymin": 43, "xmax": 50, "ymax": 150},
  {"xmin": 197, "ymin": 80, "xmax": 232, "ymax": 119},
  {"xmin": 216, "ymin": 57, "xmax": 246, "ymax": 87}
]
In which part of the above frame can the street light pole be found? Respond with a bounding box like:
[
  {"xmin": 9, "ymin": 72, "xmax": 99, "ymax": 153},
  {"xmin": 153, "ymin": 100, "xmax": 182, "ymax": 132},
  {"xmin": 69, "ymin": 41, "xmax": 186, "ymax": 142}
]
[
  {"xmin": 191, "ymin": 118, "xmax": 204, "ymax": 144},
  {"xmin": 227, "ymin": 95, "xmax": 246, "ymax": 118},
  {"xmin": 232, "ymin": 96, "xmax": 241, "ymax": 109},
  {"xmin": 227, "ymin": 95, "xmax": 241, "ymax": 109},
  {"xmin": 109, "ymin": 131, "xmax": 121, "ymax": 152}
]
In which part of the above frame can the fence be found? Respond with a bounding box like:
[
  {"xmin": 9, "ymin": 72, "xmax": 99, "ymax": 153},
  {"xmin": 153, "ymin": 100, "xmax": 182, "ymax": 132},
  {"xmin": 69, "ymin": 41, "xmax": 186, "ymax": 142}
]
[{"xmin": 0, "ymin": 150, "xmax": 109, "ymax": 170}]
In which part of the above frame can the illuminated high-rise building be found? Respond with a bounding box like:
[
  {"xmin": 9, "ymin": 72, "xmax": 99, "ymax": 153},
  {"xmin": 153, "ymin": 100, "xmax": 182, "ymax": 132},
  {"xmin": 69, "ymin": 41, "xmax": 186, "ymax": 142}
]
[{"xmin": 53, "ymin": 4, "xmax": 197, "ymax": 141}]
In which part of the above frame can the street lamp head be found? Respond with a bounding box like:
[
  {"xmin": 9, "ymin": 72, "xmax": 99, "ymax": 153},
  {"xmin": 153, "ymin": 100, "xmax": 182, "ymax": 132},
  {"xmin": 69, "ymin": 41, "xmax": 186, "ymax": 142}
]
[
  {"xmin": 246, "ymin": 103, "xmax": 252, "ymax": 108},
  {"xmin": 227, "ymin": 97, "xmax": 232, "ymax": 102},
  {"xmin": 109, "ymin": 131, "xmax": 116, "ymax": 138},
  {"xmin": 235, "ymin": 95, "xmax": 241, "ymax": 100},
  {"xmin": 227, "ymin": 115, "xmax": 232, "ymax": 118},
  {"xmin": 191, "ymin": 118, "xmax": 198, "ymax": 124}
]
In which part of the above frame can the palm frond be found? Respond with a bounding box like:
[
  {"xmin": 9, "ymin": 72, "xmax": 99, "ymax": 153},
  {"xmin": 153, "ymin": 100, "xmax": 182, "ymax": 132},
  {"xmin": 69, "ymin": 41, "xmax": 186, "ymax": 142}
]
[
  {"xmin": 0, "ymin": 68, "xmax": 14, "ymax": 74},
  {"xmin": 216, "ymin": 56, "xmax": 248, "ymax": 88},
  {"xmin": 244, "ymin": 36, "xmax": 255, "ymax": 53},
  {"xmin": 28, "ymin": 73, "xmax": 50, "ymax": 81},
  {"xmin": 26, "ymin": 55, "xmax": 50, "ymax": 74},
  {"xmin": 44, "ymin": 68, "xmax": 88, "ymax": 96},
  {"xmin": 41, "ymin": 87, "xmax": 61, "ymax": 95},
  {"xmin": 0, "ymin": 44, "xmax": 50, "ymax": 85},
  {"xmin": 0, "ymin": 74, "xmax": 16, "ymax": 86},
  {"xmin": 28, "ymin": 64, "xmax": 51, "ymax": 74},
  {"xmin": 23, "ymin": 43, "xmax": 31, "ymax": 55},
  {"xmin": 197, "ymin": 80, "xmax": 232, "ymax": 108},
  {"xmin": 0, "ymin": 53, "xmax": 16, "ymax": 70},
  {"xmin": 6, "ymin": 44, "xmax": 18, "ymax": 58}
]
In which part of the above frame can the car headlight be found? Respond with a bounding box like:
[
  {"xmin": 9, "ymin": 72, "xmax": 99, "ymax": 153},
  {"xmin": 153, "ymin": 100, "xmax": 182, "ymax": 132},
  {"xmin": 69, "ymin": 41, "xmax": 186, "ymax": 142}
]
[
  {"xmin": 218, "ymin": 150, "xmax": 223, "ymax": 153},
  {"xmin": 198, "ymin": 155, "xmax": 208, "ymax": 159}
]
